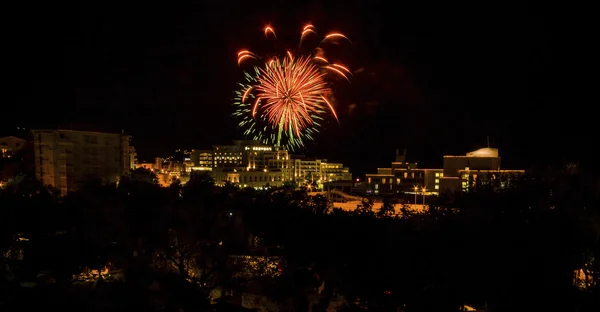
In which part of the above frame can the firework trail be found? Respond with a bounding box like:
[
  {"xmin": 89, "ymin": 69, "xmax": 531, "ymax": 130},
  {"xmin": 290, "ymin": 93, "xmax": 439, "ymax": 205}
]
[{"xmin": 233, "ymin": 24, "xmax": 351, "ymax": 150}]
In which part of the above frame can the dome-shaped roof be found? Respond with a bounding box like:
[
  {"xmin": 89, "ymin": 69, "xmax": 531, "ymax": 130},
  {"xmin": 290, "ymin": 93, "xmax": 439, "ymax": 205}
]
[{"xmin": 466, "ymin": 148, "xmax": 498, "ymax": 157}]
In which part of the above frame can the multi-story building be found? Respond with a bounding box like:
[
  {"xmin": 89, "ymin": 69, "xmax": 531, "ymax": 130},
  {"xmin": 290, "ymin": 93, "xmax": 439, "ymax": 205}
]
[
  {"xmin": 0, "ymin": 135, "xmax": 33, "ymax": 183},
  {"xmin": 365, "ymin": 150, "xmax": 442, "ymax": 195},
  {"xmin": 212, "ymin": 140, "xmax": 277, "ymax": 169},
  {"xmin": 320, "ymin": 161, "xmax": 353, "ymax": 182},
  {"xmin": 185, "ymin": 149, "xmax": 214, "ymax": 172},
  {"xmin": 0, "ymin": 136, "xmax": 27, "ymax": 158},
  {"xmin": 129, "ymin": 146, "xmax": 137, "ymax": 169},
  {"xmin": 211, "ymin": 140, "xmax": 284, "ymax": 186},
  {"xmin": 136, "ymin": 162, "xmax": 155, "ymax": 171},
  {"xmin": 182, "ymin": 149, "xmax": 191, "ymax": 162},
  {"xmin": 439, "ymin": 148, "xmax": 525, "ymax": 192},
  {"xmin": 31, "ymin": 129, "xmax": 132, "ymax": 196},
  {"xmin": 154, "ymin": 157, "xmax": 166, "ymax": 170},
  {"xmin": 212, "ymin": 167, "xmax": 286, "ymax": 188},
  {"xmin": 290, "ymin": 157, "xmax": 319, "ymax": 182},
  {"xmin": 365, "ymin": 147, "xmax": 525, "ymax": 196},
  {"xmin": 290, "ymin": 157, "xmax": 352, "ymax": 186},
  {"xmin": 207, "ymin": 140, "xmax": 351, "ymax": 189}
]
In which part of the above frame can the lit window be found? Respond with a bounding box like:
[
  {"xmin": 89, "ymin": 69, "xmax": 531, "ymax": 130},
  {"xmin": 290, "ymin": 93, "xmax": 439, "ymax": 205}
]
[
  {"xmin": 435, "ymin": 173, "xmax": 439, "ymax": 177},
  {"xmin": 435, "ymin": 179, "xmax": 439, "ymax": 183},
  {"xmin": 435, "ymin": 185, "xmax": 439, "ymax": 190}
]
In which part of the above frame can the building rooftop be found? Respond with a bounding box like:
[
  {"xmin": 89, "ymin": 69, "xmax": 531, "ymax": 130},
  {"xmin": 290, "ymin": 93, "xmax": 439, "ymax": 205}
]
[
  {"xmin": 457, "ymin": 169, "xmax": 525, "ymax": 173},
  {"xmin": 0, "ymin": 127, "xmax": 30, "ymax": 139},
  {"xmin": 466, "ymin": 148, "xmax": 499, "ymax": 157},
  {"xmin": 31, "ymin": 128, "xmax": 129, "ymax": 136},
  {"xmin": 444, "ymin": 147, "xmax": 499, "ymax": 158},
  {"xmin": 0, "ymin": 135, "xmax": 26, "ymax": 142}
]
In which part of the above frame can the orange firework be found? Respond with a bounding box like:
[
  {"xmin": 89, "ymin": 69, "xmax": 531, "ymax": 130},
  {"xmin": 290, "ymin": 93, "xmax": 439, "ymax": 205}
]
[{"xmin": 233, "ymin": 24, "xmax": 351, "ymax": 150}]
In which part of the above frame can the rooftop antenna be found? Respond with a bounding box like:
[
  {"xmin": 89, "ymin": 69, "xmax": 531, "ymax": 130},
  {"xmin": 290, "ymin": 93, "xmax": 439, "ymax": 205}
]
[{"xmin": 487, "ymin": 136, "xmax": 490, "ymax": 148}]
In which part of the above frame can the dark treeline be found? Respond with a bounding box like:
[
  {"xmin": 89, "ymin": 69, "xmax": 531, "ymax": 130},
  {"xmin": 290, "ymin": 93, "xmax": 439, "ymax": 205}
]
[{"xmin": 0, "ymin": 167, "xmax": 599, "ymax": 312}]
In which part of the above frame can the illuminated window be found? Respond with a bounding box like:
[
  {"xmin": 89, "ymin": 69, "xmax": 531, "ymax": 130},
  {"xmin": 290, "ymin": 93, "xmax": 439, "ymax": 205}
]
[
  {"xmin": 435, "ymin": 173, "xmax": 439, "ymax": 177},
  {"xmin": 404, "ymin": 172, "xmax": 408, "ymax": 178},
  {"xmin": 435, "ymin": 179, "xmax": 439, "ymax": 184},
  {"xmin": 368, "ymin": 178, "xmax": 372, "ymax": 183},
  {"xmin": 435, "ymin": 185, "xmax": 439, "ymax": 190}
]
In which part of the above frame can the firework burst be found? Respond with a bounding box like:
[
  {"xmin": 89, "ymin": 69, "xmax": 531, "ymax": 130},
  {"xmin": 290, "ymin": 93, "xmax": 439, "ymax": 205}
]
[{"xmin": 233, "ymin": 24, "xmax": 351, "ymax": 151}]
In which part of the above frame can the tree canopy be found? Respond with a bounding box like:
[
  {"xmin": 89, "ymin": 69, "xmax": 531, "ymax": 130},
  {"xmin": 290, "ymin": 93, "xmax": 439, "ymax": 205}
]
[{"xmin": 0, "ymin": 166, "xmax": 598, "ymax": 311}]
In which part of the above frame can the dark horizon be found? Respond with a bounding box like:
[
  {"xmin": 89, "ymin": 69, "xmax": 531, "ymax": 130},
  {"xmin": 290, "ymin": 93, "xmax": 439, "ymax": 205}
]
[{"xmin": 6, "ymin": 1, "xmax": 593, "ymax": 176}]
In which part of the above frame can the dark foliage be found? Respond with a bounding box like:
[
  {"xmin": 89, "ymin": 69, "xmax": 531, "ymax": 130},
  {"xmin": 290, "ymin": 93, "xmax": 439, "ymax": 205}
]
[{"xmin": 0, "ymin": 166, "xmax": 599, "ymax": 312}]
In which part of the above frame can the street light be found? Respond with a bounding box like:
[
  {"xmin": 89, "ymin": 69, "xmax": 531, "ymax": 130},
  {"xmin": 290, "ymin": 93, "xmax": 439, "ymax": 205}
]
[
  {"xmin": 422, "ymin": 187, "xmax": 426, "ymax": 207},
  {"xmin": 414, "ymin": 186, "xmax": 418, "ymax": 208}
]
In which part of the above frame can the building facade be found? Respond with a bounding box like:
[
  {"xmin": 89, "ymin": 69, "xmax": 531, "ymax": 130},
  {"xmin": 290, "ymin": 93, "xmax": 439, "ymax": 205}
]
[
  {"xmin": 290, "ymin": 157, "xmax": 352, "ymax": 187},
  {"xmin": 439, "ymin": 148, "xmax": 525, "ymax": 193},
  {"xmin": 212, "ymin": 168, "xmax": 286, "ymax": 188},
  {"xmin": 365, "ymin": 150, "xmax": 443, "ymax": 195},
  {"xmin": 365, "ymin": 148, "xmax": 524, "ymax": 196},
  {"xmin": 0, "ymin": 136, "xmax": 27, "ymax": 158},
  {"xmin": 136, "ymin": 162, "xmax": 154, "ymax": 171},
  {"xmin": 366, "ymin": 165, "xmax": 443, "ymax": 195},
  {"xmin": 186, "ymin": 149, "xmax": 213, "ymax": 172},
  {"xmin": 212, "ymin": 140, "xmax": 281, "ymax": 170},
  {"xmin": 0, "ymin": 135, "xmax": 33, "ymax": 183},
  {"xmin": 31, "ymin": 129, "xmax": 132, "ymax": 196},
  {"xmin": 204, "ymin": 141, "xmax": 351, "ymax": 189}
]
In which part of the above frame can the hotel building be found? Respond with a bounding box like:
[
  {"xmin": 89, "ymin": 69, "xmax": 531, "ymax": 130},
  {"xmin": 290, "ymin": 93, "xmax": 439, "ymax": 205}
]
[
  {"xmin": 207, "ymin": 140, "xmax": 351, "ymax": 188},
  {"xmin": 290, "ymin": 157, "xmax": 352, "ymax": 186}
]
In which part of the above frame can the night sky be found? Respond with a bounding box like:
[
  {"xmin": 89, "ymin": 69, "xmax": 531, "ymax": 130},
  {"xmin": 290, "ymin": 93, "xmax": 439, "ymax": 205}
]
[{"xmin": 7, "ymin": 1, "xmax": 593, "ymax": 176}]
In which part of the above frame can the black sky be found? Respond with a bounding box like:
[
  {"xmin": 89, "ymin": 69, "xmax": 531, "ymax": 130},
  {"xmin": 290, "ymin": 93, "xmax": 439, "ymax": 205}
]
[{"xmin": 7, "ymin": 0, "xmax": 593, "ymax": 176}]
